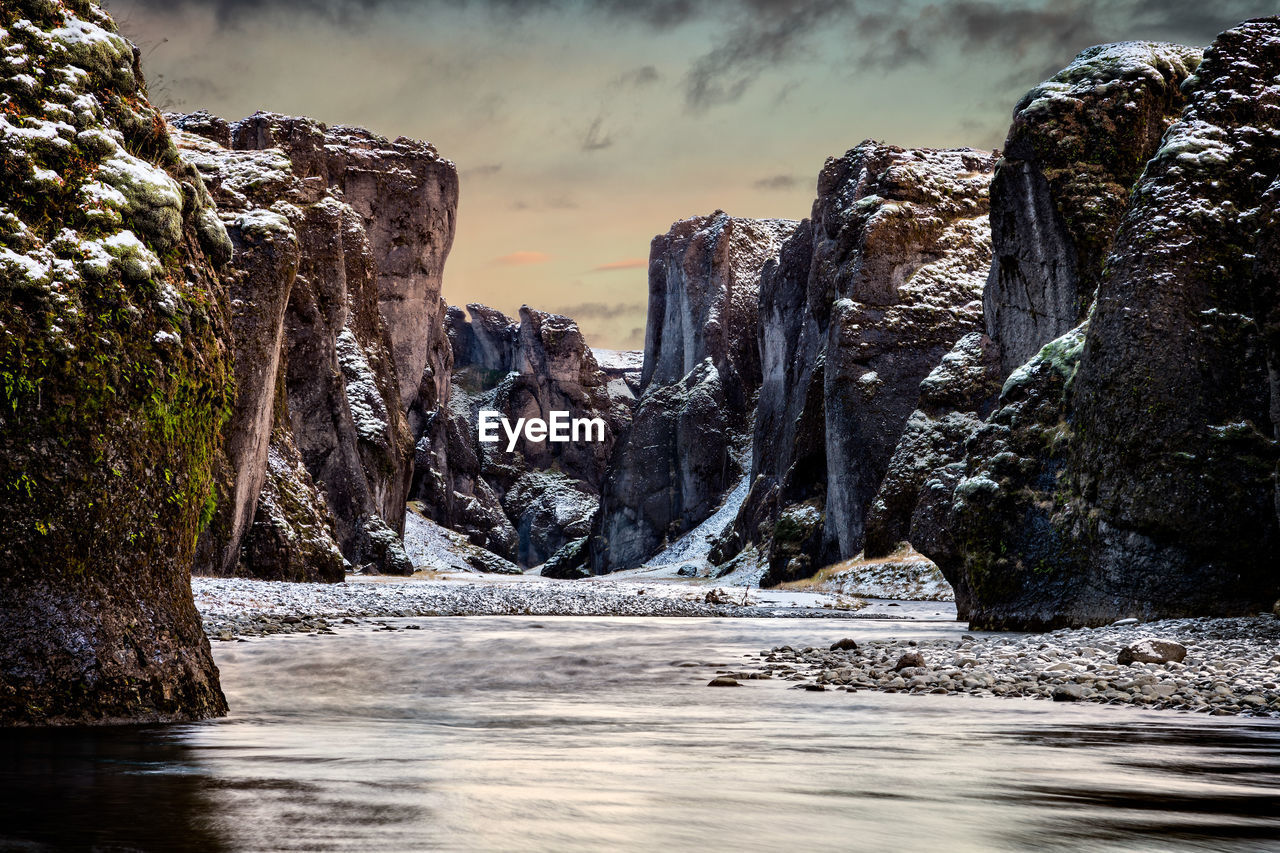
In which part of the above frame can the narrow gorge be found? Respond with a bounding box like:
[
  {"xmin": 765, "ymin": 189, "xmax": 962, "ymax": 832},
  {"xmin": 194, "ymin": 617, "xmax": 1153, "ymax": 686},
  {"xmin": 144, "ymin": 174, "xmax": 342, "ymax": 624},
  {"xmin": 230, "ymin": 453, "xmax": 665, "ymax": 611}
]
[{"xmin": 2, "ymin": 0, "xmax": 1279, "ymax": 733}]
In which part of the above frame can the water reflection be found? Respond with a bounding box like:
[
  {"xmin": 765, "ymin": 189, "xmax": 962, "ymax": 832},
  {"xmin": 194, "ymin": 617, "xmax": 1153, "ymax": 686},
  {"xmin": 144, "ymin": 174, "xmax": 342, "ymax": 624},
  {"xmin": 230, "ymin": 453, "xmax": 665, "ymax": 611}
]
[
  {"xmin": 1, "ymin": 617, "xmax": 1278, "ymax": 852},
  {"xmin": 0, "ymin": 726, "xmax": 229, "ymax": 851}
]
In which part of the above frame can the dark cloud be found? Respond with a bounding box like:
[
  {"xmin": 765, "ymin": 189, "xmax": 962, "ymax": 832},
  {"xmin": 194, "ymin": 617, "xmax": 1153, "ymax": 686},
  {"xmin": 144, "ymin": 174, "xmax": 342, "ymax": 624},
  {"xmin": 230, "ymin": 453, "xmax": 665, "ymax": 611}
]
[
  {"xmin": 553, "ymin": 302, "xmax": 646, "ymax": 320},
  {"xmin": 753, "ymin": 174, "xmax": 799, "ymax": 190},
  {"xmin": 581, "ymin": 116, "xmax": 614, "ymax": 151},
  {"xmin": 684, "ymin": 0, "xmax": 852, "ymax": 112},
  {"xmin": 611, "ymin": 65, "xmax": 662, "ymax": 87}
]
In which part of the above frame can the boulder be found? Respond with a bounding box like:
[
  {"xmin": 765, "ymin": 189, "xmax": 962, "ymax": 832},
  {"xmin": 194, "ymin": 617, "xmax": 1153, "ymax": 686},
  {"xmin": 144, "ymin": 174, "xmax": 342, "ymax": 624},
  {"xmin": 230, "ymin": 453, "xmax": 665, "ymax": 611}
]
[
  {"xmin": 1118, "ymin": 640, "xmax": 1187, "ymax": 666},
  {"xmin": 892, "ymin": 652, "xmax": 927, "ymax": 671}
]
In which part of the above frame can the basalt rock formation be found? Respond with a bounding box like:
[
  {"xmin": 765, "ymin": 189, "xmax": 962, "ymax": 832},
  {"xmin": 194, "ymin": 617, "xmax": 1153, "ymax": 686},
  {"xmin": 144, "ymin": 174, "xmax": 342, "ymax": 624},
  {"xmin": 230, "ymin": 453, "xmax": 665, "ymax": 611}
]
[
  {"xmin": 867, "ymin": 42, "xmax": 1202, "ymax": 576},
  {"xmin": 590, "ymin": 212, "xmax": 798, "ymax": 573},
  {"xmin": 983, "ymin": 42, "xmax": 1203, "ymax": 375},
  {"xmin": 173, "ymin": 112, "xmax": 429, "ymax": 578},
  {"xmin": 715, "ymin": 145, "xmax": 998, "ymax": 586},
  {"xmin": 943, "ymin": 22, "xmax": 1280, "ymax": 628},
  {"xmin": 414, "ymin": 304, "xmax": 633, "ymax": 567},
  {"xmin": 0, "ymin": 1, "xmax": 228, "ymax": 724}
]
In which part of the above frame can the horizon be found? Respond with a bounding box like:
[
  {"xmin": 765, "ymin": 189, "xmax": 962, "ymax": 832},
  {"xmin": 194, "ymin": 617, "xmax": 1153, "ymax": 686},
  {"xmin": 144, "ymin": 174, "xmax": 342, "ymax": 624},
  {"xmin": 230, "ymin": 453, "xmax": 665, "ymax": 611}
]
[{"xmin": 105, "ymin": 0, "xmax": 1275, "ymax": 348}]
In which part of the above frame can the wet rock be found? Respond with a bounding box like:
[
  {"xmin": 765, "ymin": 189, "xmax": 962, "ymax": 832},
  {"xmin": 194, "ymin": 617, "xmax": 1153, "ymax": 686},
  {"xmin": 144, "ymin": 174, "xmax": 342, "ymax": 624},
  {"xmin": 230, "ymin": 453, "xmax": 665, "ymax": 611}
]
[
  {"xmin": 1118, "ymin": 640, "xmax": 1187, "ymax": 666},
  {"xmin": 830, "ymin": 638, "xmax": 859, "ymax": 652},
  {"xmin": 708, "ymin": 676, "xmax": 741, "ymax": 687},
  {"xmin": 1052, "ymin": 684, "xmax": 1085, "ymax": 702}
]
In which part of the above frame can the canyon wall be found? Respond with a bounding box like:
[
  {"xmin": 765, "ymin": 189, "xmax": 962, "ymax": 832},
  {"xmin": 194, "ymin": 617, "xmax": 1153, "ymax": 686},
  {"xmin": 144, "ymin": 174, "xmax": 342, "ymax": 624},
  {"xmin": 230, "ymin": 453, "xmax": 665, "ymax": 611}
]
[
  {"xmin": 172, "ymin": 109, "xmax": 459, "ymax": 578},
  {"xmin": 933, "ymin": 25, "xmax": 1280, "ymax": 628},
  {"xmin": 0, "ymin": 1, "xmax": 228, "ymax": 724},
  {"xmin": 589, "ymin": 213, "xmax": 798, "ymax": 573},
  {"xmin": 715, "ymin": 145, "xmax": 998, "ymax": 585},
  {"xmin": 414, "ymin": 304, "xmax": 634, "ymax": 567}
]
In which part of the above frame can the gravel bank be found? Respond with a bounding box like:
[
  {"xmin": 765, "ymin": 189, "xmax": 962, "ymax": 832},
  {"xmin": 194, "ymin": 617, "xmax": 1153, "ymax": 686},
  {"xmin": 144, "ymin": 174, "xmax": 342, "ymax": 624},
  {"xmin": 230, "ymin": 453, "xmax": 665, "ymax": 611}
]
[
  {"xmin": 741, "ymin": 616, "xmax": 1280, "ymax": 717},
  {"xmin": 192, "ymin": 575, "xmax": 887, "ymax": 640}
]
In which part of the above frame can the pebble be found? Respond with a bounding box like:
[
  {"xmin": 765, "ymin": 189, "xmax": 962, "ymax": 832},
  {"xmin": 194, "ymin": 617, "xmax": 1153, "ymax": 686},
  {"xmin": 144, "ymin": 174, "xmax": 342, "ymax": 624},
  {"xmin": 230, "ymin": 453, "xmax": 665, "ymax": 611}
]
[{"xmin": 748, "ymin": 616, "xmax": 1280, "ymax": 718}]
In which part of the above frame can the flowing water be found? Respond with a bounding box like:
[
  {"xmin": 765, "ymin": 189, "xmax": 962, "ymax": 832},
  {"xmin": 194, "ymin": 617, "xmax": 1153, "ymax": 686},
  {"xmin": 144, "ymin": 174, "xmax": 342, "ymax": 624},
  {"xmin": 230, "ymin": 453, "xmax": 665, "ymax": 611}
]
[{"xmin": 4, "ymin": 615, "xmax": 1280, "ymax": 852}]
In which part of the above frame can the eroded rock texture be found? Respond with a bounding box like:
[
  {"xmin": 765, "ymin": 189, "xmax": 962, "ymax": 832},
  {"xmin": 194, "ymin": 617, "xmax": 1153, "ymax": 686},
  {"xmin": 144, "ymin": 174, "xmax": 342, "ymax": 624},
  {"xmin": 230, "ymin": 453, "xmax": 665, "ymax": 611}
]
[
  {"xmin": 591, "ymin": 213, "xmax": 798, "ymax": 572},
  {"xmin": 940, "ymin": 23, "xmax": 1280, "ymax": 628},
  {"xmin": 719, "ymin": 145, "xmax": 997, "ymax": 585},
  {"xmin": 174, "ymin": 109, "xmax": 449, "ymax": 577},
  {"xmin": 983, "ymin": 42, "xmax": 1202, "ymax": 375},
  {"xmin": 0, "ymin": 1, "xmax": 228, "ymax": 724},
  {"xmin": 414, "ymin": 304, "xmax": 633, "ymax": 566}
]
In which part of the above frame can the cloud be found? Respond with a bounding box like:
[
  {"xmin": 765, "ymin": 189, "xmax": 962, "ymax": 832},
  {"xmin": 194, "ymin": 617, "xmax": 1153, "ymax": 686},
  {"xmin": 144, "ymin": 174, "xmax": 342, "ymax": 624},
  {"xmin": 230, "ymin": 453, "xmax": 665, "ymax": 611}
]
[
  {"xmin": 753, "ymin": 174, "xmax": 799, "ymax": 190},
  {"xmin": 611, "ymin": 65, "xmax": 662, "ymax": 87},
  {"xmin": 684, "ymin": 0, "xmax": 852, "ymax": 113},
  {"xmin": 554, "ymin": 301, "xmax": 647, "ymax": 320},
  {"xmin": 493, "ymin": 250, "xmax": 551, "ymax": 266},
  {"xmin": 511, "ymin": 196, "xmax": 578, "ymax": 211},
  {"xmin": 591, "ymin": 258, "xmax": 648, "ymax": 272},
  {"xmin": 622, "ymin": 326, "xmax": 646, "ymax": 348},
  {"xmin": 466, "ymin": 163, "xmax": 503, "ymax": 177},
  {"xmin": 581, "ymin": 116, "xmax": 614, "ymax": 151}
]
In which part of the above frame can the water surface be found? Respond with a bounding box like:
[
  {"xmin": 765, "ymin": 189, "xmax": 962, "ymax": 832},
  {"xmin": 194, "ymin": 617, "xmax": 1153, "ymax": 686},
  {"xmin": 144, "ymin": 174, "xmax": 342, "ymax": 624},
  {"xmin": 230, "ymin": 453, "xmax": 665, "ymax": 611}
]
[{"xmin": 3, "ymin": 616, "xmax": 1279, "ymax": 851}]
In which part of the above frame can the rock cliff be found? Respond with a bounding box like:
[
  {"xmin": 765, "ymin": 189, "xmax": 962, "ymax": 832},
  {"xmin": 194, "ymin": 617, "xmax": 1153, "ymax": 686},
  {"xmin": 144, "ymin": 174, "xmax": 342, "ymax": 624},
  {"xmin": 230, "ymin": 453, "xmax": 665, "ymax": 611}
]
[
  {"xmin": 717, "ymin": 145, "xmax": 998, "ymax": 585},
  {"xmin": 590, "ymin": 212, "xmax": 798, "ymax": 572},
  {"xmin": 0, "ymin": 1, "xmax": 228, "ymax": 724},
  {"xmin": 414, "ymin": 304, "xmax": 633, "ymax": 567},
  {"xmin": 911, "ymin": 26, "xmax": 1280, "ymax": 628},
  {"xmin": 174, "ymin": 109, "xmax": 458, "ymax": 578},
  {"xmin": 983, "ymin": 42, "xmax": 1202, "ymax": 374}
]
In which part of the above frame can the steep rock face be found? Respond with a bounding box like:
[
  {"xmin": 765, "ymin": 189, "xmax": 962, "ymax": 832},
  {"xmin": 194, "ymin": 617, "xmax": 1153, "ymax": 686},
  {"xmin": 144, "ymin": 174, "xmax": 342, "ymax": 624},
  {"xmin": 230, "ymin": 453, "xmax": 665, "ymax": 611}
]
[
  {"xmin": 946, "ymin": 20, "xmax": 1280, "ymax": 628},
  {"xmin": 591, "ymin": 213, "xmax": 798, "ymax": 572},
  {"xmin": 720, "ymin": 144, "xmax": 998, "ymax": 585},
  {"xmin": 174, "ymin": 113, "xmax": 414, "ymax": 577},
  {"xmin": 230, "ymin": 113, "xmax": 459, "ymax": 411},
  {"xmin": 0, "ymin": 2, "xmax": 228, "ymax": 724},
  {"xmin": 983, "ymin": 42, "xmax": 1201, "ymax": 375},
  {"xmin": 869, "ymin": 43, "xmax": 1201, "ymax": 572},
  {"xmin": 863, "ymin": 332, "xmax": 1002, "ymax": 559},
  {"xmin": 414, "ymin": 305, "xmax": 629, "ymax": 566}
]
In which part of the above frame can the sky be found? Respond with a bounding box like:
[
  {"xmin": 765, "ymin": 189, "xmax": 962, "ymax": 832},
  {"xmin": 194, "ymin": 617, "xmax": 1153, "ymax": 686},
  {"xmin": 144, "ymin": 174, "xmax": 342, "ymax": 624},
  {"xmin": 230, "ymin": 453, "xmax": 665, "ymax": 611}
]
[{"xmin": 105, "ymin": 0, "xmax": 1277, "ymax": 349}]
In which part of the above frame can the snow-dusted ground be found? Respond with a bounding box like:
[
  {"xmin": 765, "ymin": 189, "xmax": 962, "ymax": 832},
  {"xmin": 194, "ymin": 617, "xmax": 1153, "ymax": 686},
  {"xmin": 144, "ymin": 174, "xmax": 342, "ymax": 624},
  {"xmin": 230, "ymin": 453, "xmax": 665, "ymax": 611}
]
[
  {"xmin": 781, "ymin": 548, "xmax": 954, "ymax": 602},
  {"xmin": 193, "ymin": 572, "xmax": 934, "ymax": 639},
  {"xmin": 591, "ymin": 348, "xmax": 643, "ymax": 372}
]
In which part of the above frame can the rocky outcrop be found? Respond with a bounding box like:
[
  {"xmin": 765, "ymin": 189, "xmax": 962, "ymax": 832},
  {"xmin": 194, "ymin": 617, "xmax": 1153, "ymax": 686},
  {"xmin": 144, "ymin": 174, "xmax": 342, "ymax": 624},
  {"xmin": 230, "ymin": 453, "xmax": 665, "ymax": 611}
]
[
  {"xmin": 174, "ymin": 111, "xmax": 431, "ymax": 577},
  {"xmin": 938, "ymin": 22, "xmax": 1280, "ymax": 628},
  {"xmin": 414, "ymin": 304, "xmax": 631, "ymax": 567},
  {"xmin": 983, "ymin": 42, "xmax": 1202, "ymax": 375},
  {"xmin": 0, "ymin": 1, "xmax": 228, "ymax": 724},
  {"xmin": 866, "ymin": 42, "xmax": 1202, "ymax": 574},
  {"xmin": 230, "ymin": 113, "xmax": 458, "ymax": 411},
  {"xmin": 718, "ymin": 145, "xmax": 998, "ymax": 585},
  {"xmin": 591, "ymin": 213, "xmax": 797, "ymax": 572}
]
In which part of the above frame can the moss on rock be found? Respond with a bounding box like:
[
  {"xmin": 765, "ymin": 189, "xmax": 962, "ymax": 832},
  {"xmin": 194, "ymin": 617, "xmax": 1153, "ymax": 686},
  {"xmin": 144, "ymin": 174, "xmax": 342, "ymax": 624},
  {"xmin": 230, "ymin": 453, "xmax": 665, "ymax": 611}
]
[{"xmin": 1, "ymin": 0, "xmax": 229, "ymax": 724}]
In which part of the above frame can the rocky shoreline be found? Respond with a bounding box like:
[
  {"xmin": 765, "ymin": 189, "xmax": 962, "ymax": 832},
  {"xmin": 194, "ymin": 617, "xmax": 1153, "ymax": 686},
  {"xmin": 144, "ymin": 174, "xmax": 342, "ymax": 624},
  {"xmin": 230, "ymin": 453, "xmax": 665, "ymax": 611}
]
[
  {"xmin": 732, "ymin": 616, "xmax": 1280, "ymax": 718},
  {"xmin": 192, "ymin": 576, "xmax": 894, "ymax": 640}
]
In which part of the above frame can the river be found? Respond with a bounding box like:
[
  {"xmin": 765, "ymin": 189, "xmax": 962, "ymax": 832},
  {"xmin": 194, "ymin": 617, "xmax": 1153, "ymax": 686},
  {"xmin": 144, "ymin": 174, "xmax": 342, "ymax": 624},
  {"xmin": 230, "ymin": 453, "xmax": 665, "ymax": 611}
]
[{"xmin": 3, "ymin": 615, "xmax": 1279, "ymax": 851}]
